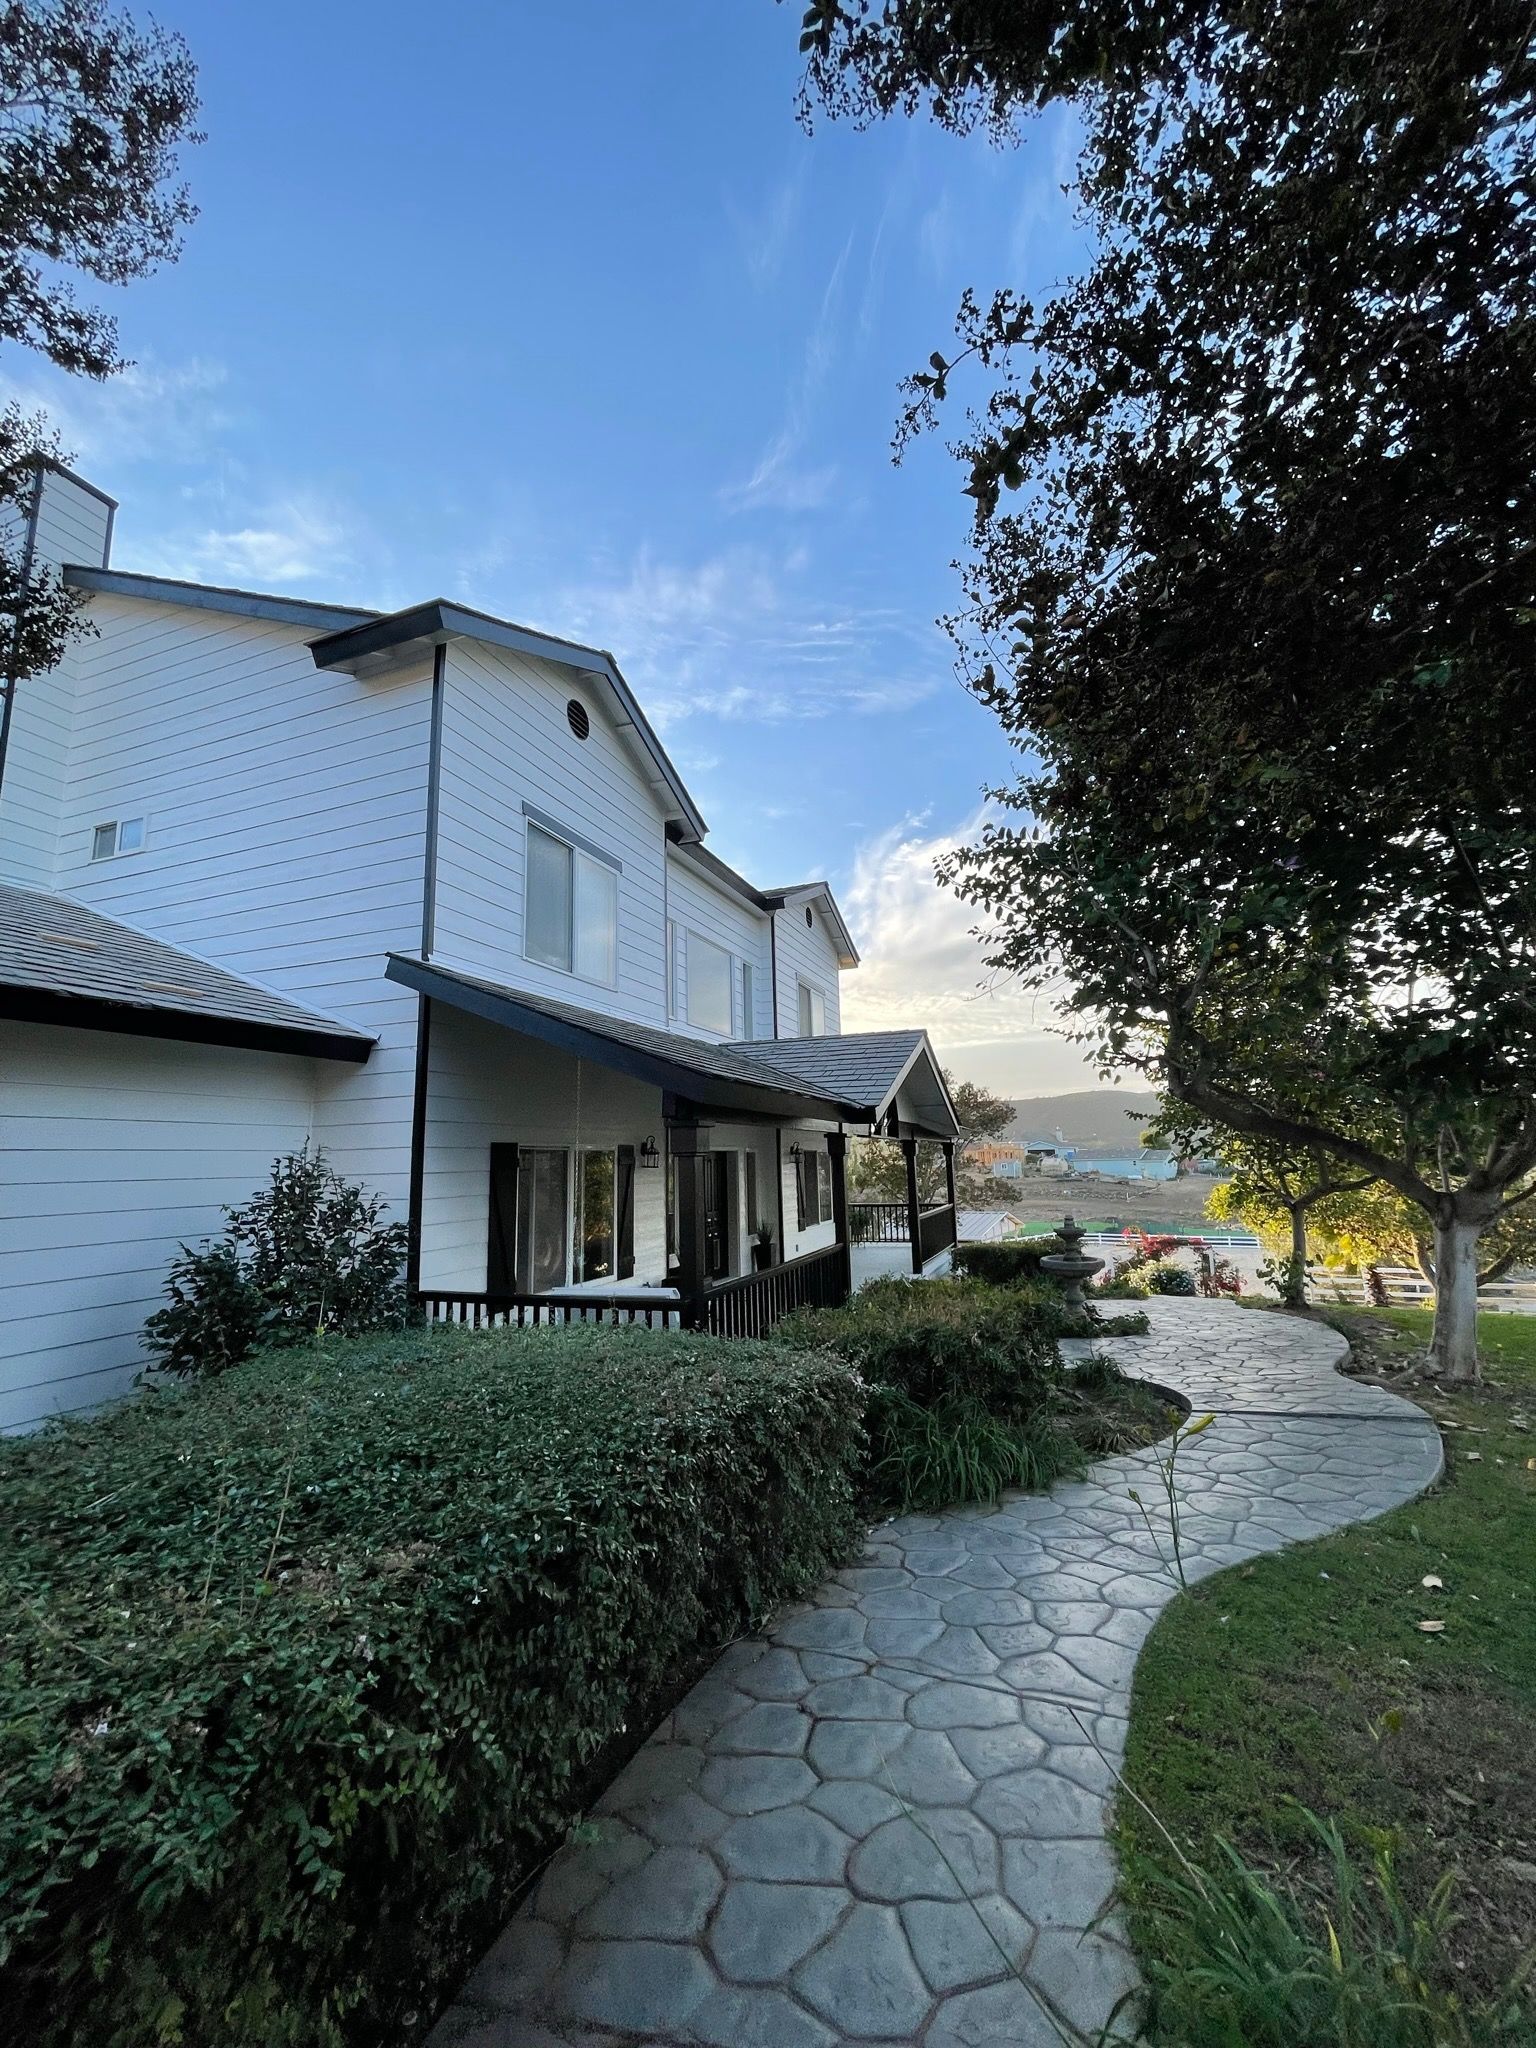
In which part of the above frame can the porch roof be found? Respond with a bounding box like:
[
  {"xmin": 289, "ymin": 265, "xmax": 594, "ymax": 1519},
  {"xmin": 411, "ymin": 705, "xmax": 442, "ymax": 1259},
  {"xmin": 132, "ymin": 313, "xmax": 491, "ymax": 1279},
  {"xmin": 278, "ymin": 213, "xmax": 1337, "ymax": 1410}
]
[
  {"xmin": 729, "ymin": 1030, "xmax": 960, "ymax": 1140},
  {"xmin": 386, "ymin": 955, "xmax": 867, "ymax": 1124},
  {"xmin": 385, "ymin": 956, "xmax": 959, "ymax": 1136},
  {"xmin": 0, "ymin": 883, "xmax": 375, "ymax": 1061}
]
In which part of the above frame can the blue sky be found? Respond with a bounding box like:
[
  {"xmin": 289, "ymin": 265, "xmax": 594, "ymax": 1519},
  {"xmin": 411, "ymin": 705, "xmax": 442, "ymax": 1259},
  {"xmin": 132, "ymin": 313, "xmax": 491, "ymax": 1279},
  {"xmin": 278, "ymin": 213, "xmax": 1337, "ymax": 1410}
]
[{"xmin": 9, "ymin": 0, "xmax": 1107, "ymax": 1094}]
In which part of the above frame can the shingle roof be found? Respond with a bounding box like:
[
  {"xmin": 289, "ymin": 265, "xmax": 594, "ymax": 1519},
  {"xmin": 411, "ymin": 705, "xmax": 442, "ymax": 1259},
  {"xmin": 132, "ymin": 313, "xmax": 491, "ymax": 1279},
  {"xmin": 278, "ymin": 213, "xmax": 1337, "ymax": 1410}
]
[
  {"xmin": 0, "ymin": 884, "xmax": 374, "ymax": 1061},
  {"xmin": 387, "ymin": 956, "xmax": 868, "ymax": 1121},
  {"xmin": 731, "ymin": 1029, "xmax": 926, "ymax": 1108}
]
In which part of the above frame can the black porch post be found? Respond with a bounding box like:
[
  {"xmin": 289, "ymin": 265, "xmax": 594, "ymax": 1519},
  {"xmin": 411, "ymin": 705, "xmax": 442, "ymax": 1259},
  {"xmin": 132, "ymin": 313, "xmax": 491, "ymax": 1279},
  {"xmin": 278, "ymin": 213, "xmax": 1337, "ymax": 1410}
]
[
  {"xmin": 827, "ymin": 1130, "xmax": 852, "ymax": 1304},
  {"xmin": 901, "ymin": 1135, "xmax": 923, "ymax": 1275},
  {"xmin": 670, "ymin": 1121, "xmax": 712, "ymax": 1328},
  {"xmin": 942, "ymin": 1139, "xmax": 959, "ymax": 1254}
]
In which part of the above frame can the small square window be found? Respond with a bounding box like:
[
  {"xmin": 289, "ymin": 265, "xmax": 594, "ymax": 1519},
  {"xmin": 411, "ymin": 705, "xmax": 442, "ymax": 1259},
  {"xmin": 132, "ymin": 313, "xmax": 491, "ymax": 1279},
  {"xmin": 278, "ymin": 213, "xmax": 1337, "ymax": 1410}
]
[
  {"xmin": 90, "ymin": 816, "xmax": 146, "ymax": 861},
  {"xmin": 91, "ymin": 823, "xmax": 117, "ymax": 861}
]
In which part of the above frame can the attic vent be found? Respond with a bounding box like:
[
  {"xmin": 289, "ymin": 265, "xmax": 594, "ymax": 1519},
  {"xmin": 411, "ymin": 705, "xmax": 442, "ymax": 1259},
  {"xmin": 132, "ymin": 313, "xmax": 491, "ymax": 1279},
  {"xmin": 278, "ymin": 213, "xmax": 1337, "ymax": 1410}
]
[
  {"xmin": 566, "ymin": 698, "xmax": 590, "ymax": 741},
  {"xmin": 38, "ymin": 931, "xmax": 99, "ymax": 950},
  {"xmin": 804, "ymin": 905, "xmax": 814, "ymax": 928}
]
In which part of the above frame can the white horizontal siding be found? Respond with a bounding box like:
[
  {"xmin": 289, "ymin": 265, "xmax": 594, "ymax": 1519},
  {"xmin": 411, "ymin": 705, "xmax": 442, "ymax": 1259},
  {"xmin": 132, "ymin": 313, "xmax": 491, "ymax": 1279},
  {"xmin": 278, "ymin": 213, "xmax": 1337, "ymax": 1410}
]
[
  {"xmin": 420, "ymin": 1005, "xmax": 670, "ymax": 1290},
  {"xmin": 773, "ymin": 901, "xmax": 844, "ymax": 1037},
  {"xmin": 51, "ymin": 592, "xmax": 432, "ymax": 1208},
  {"xmin": 665, "ymin": 855, "xmax": 771, "ymax": 1041},
  {"xmin": 0, "ymin": 1021, "xmax": 317, "ymax": 1430},
  {"xmin": 0, "ymin": 470, "xmax": 111, "ymax": 886},
  {"xmin": 433, "ymin": 642, "xmax": 671, "ymax": 1025}
]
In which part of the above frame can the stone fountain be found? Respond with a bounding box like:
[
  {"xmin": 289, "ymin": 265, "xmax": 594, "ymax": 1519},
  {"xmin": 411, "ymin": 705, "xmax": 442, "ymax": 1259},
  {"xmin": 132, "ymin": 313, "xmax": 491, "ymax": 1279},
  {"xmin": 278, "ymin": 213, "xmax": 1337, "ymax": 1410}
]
[{"xmin": 1039, "ymin": 1213, "xmax": 1105, "ymax": 1311}]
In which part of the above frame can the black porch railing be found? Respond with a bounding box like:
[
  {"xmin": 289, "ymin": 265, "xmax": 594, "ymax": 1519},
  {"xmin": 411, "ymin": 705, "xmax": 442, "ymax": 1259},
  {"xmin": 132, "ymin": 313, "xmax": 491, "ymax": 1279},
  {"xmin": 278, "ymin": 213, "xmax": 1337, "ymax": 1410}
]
[
  {"xmin": 918, "ymin": 1203, "xmax": 958, "ymax": 1266},
  {"xmin": 419, "ymin": 1290, "xmax": 682, "ymax": 1330},
  {"xmin": 417, "ymin": 1244, "xmax": 851, "ymax": 1342},
  {"xmin": 702, "ymin": 1243, "xmax": 848, "ymax": 1337},
  {"xmin": 849, "ymin": 1201, "xmax": 909, "ymax": 1243}
]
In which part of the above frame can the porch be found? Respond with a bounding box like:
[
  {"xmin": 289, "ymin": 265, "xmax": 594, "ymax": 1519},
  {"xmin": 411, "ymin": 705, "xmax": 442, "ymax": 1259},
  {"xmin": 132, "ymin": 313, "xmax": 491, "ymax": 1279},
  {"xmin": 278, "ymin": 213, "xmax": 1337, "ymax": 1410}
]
[{"xmin": 388, "ymin": 956, "xmax": 960, "ymax": 1340}]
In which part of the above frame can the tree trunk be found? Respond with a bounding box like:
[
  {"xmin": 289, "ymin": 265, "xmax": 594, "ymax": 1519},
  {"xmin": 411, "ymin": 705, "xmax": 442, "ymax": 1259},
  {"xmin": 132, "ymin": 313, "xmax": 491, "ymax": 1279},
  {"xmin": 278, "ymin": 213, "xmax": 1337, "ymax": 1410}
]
[
  {"xmin": 1429, "ymin": 1213, "xmax": 1483, "ymax": 1382},
  {"xmin": 1279, "ymin": 1201, "xmax": 1308, "ymax": 1308}
]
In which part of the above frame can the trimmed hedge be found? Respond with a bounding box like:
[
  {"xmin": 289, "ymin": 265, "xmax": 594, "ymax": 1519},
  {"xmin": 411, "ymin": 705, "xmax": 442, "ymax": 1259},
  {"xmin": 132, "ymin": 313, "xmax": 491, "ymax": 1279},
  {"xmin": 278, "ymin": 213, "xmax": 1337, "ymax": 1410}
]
[
  {"xmin": 779, "ymin": 1275, "xmax": 1064, "ymax": 1418},
  {"xmin": 951, "ymin": 1236, "xmax": 1066, "ymax": 1286},
  {"xmin": 0, "ymin": 1324, "xmax": 863, "ymax": 2047}
]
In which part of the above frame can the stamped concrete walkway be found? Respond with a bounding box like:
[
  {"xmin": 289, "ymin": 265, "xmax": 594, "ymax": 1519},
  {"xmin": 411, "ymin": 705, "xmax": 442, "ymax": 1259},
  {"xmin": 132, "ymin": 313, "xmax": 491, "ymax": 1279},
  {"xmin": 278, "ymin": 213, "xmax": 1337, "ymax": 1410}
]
[{"xmin": 430, "ymin": 1299, "xmax": 1442, "ymax": 2048}]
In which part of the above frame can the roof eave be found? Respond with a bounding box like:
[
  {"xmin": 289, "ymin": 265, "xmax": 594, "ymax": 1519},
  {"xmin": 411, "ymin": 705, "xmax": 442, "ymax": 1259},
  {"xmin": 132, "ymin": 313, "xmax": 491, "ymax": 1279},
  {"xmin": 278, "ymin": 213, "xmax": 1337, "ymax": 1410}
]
[{"xmin": 0, "ymin": 983, "xmax": 373, "ymax": 1063}]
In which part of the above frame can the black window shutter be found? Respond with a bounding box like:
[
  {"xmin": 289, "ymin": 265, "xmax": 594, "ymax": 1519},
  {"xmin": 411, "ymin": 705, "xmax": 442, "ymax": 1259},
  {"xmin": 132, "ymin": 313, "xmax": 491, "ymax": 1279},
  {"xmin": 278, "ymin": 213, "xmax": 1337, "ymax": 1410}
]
[
  {"xmin": 795, "ymin": 1151, "xmax": 808, "ymax": 1230},
  {"xmin": 487, "ymin": 1143, "xmax": 521, "ymax": 1292},
  {"xmin": 616, "ymin": 1145, "xmax": 636, "ymax": 1280}
]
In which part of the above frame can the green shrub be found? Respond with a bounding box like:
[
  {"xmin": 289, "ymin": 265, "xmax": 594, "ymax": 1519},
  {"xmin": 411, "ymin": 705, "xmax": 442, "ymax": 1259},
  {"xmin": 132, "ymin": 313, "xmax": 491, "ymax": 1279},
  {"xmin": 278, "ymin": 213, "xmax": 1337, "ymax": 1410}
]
[
  {"xmin": 780, "ymin": 1275, "xmax": 1064, "ymax": 1416},
  {"xmin": 951, "ymin": 1236, "xmax": 1066, "ymax": 1286},
  {"xmin": 866, "ymin": 1387, "xmax": 1085, "ymax": 1510},
  {"xmin": 143, "ymin": 1149, "xmax": 409, "ymax": 1379},
  {"xmin": 1146, "ymin": 1261, "xmax": 1198, "ymax": 1296},
  {"xmin": 0, "ymin": 1324, "xmax": 862, "ymax": 2047}
]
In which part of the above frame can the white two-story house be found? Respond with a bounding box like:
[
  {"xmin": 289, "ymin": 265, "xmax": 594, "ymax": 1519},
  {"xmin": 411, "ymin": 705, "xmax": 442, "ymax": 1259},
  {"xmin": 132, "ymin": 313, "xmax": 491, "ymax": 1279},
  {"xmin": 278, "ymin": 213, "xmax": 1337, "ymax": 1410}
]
[{"xmin": 0, "ymin": 462, "xmax": 960, "ymax": 1430}]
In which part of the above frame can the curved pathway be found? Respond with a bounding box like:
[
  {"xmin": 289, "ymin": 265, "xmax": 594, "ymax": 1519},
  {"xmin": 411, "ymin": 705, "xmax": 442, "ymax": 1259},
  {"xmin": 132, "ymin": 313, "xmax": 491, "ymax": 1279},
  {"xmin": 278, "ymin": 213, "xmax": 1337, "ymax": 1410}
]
[{"xmin": 430, "ymin": 1300, "xmax": 1442, "ymax": 2048}]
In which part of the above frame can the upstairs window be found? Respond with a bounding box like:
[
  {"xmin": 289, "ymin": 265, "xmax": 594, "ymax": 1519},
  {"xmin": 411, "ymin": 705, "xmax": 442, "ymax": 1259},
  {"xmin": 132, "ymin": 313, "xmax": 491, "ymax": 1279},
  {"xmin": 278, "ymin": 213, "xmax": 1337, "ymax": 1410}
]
[
  {"xmin": 797, "ymin": 979, "xmax": 827, "ymax": 1037},
  {"xmin": 686, "ymin": 930, "xmax": 733, "ymax": 1034},
  {"xmin": 524, "ymin": 819, "xmax": 618, "ymax": 986},
  {"xmin": 91, "ymin": 816, "xmax": 145, "ymax": 861}
]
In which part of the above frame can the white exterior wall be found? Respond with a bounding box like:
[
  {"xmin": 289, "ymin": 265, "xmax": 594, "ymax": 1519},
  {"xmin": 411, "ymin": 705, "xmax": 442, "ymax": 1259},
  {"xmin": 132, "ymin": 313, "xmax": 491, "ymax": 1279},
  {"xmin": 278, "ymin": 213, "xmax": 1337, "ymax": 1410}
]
[
  {"xmin": 664, "ymin": 853, "xmax": 771, "ymax": 1041},
  {"xmin": 776, "ymin": 1123, "xmax": 839, "ymax": 1261},
  {"xmin": 47, "ymin": 595, "xmax": 431, "ymax": 1206},
  {"xmin": 420, "ymin": 1005, "xmax": 670, "ymax": 1290},
  {"xmin": 0, "ymin": 1021, "xmax": 318, "ymax": 1430},
  {"xmin": 772, "ymin": 900, "xmax": 844, "ymax": 1038},
  {"xmin": 0, "ymin": 469, "xmax": 113, "ymax": 887},
  {"xmin": 433, "ymin": 642, "xmax": 670, "ymax": 1025}
]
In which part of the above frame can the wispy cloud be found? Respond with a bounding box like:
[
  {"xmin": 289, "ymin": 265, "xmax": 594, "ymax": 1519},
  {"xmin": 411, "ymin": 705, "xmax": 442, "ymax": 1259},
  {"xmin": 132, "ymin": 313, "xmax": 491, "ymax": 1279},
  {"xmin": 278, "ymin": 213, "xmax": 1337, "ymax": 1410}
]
[
  {"xmin": 724, "ymin": 232, "xmax": 854, "ymax": 515},
  {"xmin": 136, "ymin": 496, "xmax": 356, "ymax": 588},
  {"xmin": 728, "ymin": 159, "xmax": 810, "ymax": 292},
  {"xmin": 839, "ymin": 808, "xmax": 1105, "ymax": 1092},
  {"xmin": 543, "ymin": 539, "xmax": 943, "ymax": 730},
  {"xmin": 0, "ymin": 355, "xmax": 232, "ymax": 468}
]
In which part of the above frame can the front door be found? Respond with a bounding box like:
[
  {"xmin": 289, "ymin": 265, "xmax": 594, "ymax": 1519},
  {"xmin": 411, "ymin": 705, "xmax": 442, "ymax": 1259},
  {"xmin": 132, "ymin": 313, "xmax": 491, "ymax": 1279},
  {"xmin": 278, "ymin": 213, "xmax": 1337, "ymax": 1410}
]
[{"xmin": 702, "ymin": 1153, "xmax": 730, "ymax": 1281}]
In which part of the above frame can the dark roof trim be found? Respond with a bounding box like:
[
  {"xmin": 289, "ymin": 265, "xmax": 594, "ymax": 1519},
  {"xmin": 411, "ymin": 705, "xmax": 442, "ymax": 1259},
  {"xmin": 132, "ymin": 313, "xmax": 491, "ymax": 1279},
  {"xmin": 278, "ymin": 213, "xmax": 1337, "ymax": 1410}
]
[
  {"xmin": 668, "ymin": 836, "xmax": 771, "ymax": 911},
  {"xmin": 385, "ymin": 955, "xmax": 860, "ymax": 1124},
  {"xmin": 0, "ymin": 983, "xmax": 372, "ymax": 1063},
  {"xmin": 62, "ymin": 564, "xmax": 376, "ymax": 633},
  {"xmin": 762, "ymin": 883, "xmax": 860, "ymax": 968},
  {"xmin": 39, "ymin": 458, "xmax": 119, "ymax": 512},
  {"xmin": 312, "ymin": 602, "xmax": 707, "ymax": 840}
]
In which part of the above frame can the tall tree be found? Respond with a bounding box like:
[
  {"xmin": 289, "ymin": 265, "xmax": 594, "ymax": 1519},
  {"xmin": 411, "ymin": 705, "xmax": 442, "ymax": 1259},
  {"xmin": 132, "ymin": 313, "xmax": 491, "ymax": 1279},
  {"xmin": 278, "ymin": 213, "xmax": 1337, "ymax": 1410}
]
[
  {"xmin": 794, "ymin": 0, "xmax": 1536, "ymax": 1381},
  {"xmin": 0, "ymin": 0, "xmax": 199, "ymax": 789}
]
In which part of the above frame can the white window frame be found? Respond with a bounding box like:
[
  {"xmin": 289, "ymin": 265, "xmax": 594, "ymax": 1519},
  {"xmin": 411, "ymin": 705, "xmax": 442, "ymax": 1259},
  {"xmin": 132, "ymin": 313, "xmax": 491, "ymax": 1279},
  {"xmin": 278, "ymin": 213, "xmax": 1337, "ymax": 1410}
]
[
  {"xmin": 522, "ymin": 816, "xmax": 619, "ymax": 989},
  {"xmin": 90, "ymin": 816, "xmax": 147, "ymax": 862},
  {"xmin": 797, "ymin": 978, "xmax": 827, "ymax": 1038},
  {"xmin": 685, "ymin": 929, "xmax": 734, "ymax": 1035},
  {"xmin": 739, "ymin": 959, "xmax": 755, "ymax": 1040}
]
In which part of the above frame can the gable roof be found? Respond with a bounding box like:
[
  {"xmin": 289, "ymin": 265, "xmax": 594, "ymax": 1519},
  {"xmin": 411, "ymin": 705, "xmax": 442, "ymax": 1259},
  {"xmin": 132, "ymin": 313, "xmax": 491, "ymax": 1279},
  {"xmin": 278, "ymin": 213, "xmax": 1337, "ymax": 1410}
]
[
  {"xmin": 667, "ymin": 840, "xmax": 860, "ymax": 968},
  {"xmin": 731, "ymin": 1029, "xmax": 957, "ymax": 1137},
  {"xmin": 60, "ymin": 570, "xmax": 707, "ymax": 840},
  {"xmin": 0, "ymin": 884, "xmax": 374, "ymax": 1061}
]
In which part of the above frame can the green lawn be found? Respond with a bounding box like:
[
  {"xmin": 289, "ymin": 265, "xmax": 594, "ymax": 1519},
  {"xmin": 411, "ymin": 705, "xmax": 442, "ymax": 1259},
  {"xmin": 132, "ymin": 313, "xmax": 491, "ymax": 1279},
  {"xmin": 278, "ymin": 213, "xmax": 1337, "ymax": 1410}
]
[{"xmin": 1119, "ymin": 1306, "xmax": 1536, "ymax": 2012}]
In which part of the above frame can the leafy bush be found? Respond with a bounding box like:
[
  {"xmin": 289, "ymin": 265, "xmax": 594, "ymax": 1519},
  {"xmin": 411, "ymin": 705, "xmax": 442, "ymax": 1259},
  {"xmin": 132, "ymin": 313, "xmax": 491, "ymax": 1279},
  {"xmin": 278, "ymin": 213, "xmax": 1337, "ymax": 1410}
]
[
  {"xmin": 866, "ymin": 1386, "xmax": 1084, "ymax": 1509},
  {"xmin": 1146, "ymin": 1261, "xmax": 1198, "ymax": 1296},
  {"xmin": 951, "ymin": 1235, "xmax": 1065, "ymax": 1285},
  {"xmin": 0, "ymin": 1324, "xmax": 862, "ymax": 2047},
  {"xmin": 1127, "ymin": 1811, "xmax": 1536, "ymax": 2046},
  {"xmin": 780, "ymin": 1275, "xmax": 1064, "ymax": 1417},
  {"xmin": 143, "ymin": 1149, "xmax": 409, "ymax": 1378},
  {"xmin": 1095, "ymin": 1268, "xmax": 1152, "ymax": 1298}
]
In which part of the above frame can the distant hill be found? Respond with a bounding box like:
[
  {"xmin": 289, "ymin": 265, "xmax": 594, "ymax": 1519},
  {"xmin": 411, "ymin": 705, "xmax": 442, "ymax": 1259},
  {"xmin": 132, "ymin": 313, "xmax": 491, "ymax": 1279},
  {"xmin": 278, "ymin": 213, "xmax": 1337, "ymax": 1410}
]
[{"xmin": 1004, "ymin": 1089, "xmax": 1159, "ymax": 1149}]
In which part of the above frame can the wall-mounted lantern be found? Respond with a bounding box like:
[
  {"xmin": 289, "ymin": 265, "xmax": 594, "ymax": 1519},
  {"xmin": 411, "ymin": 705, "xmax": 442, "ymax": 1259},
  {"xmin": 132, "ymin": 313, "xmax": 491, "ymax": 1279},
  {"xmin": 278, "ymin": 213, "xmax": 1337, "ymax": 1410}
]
[{"xmin": 639, "ymin": 1136, "xmax": 661, "ymax": 1169}]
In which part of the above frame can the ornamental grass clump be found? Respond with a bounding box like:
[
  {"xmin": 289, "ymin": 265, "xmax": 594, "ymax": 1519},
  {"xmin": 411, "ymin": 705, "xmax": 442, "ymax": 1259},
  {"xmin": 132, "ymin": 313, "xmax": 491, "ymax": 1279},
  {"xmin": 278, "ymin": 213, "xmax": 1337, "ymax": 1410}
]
[{"xmin": 0, "ymin": 1323, "xmax": 863, "ymax": 2047}]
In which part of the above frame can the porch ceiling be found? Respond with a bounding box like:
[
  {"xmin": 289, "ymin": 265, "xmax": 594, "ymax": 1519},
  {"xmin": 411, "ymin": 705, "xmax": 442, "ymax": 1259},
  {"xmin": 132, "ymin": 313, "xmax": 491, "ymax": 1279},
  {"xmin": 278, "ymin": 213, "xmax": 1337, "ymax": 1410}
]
[{"xmin": 386, "ymin": 956, "xmax": 865, "ymax": 1125}]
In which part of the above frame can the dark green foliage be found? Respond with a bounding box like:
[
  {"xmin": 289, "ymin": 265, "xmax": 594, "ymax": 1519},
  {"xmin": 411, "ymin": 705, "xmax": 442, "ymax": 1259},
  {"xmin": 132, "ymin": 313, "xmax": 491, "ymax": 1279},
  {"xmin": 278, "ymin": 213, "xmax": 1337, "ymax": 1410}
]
[
  {"xmin": 866, "ymin": 1386, "xmax": 1083, "ymax": 1509},
  {"xmin": 0, "ymin": 1324, "xmax": 862, "ymax": 2046},
  {"xmin": 143, "ymin": 1149, "xmax": 410, "ymax": 1379},
  {"xmin": 1145, "ymin": 1263, "xmax": 1198, "ymax": 1296},
  {"xmin": 951, "ymin": 1236, "xmax": 1064, "ymax": 1285},
  {"xmin": 781, "ymin": 1275, "xmax": 1061, "ymax": 1417}
]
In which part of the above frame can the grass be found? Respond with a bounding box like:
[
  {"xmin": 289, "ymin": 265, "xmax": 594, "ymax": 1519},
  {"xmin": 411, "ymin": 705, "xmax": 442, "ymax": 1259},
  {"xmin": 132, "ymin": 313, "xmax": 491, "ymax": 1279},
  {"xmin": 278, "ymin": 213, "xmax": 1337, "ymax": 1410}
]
[{"xmin": 1119, "ymin": 1305, "xmax": 1536, "ymax": 2026}]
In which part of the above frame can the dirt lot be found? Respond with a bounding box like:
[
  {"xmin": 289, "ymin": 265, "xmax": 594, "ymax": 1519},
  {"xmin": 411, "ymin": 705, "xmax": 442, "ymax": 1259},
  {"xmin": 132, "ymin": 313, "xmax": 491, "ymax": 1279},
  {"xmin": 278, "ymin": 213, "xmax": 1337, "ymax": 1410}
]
[{"xmin": 993, "ymin": 1172, "xmax": 1225, "ymax": 1231}]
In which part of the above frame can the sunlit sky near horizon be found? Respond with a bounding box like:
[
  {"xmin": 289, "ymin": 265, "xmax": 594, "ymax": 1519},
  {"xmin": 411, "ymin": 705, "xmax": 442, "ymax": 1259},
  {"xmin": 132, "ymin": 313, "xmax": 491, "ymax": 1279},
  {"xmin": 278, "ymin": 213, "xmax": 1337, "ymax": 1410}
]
[{"xmin": 6, "ymin": 0, "xmax": 1129, "ymax": 1097}]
